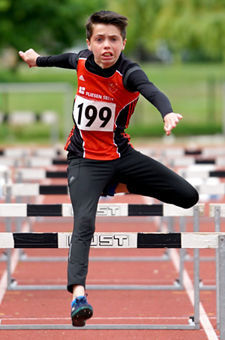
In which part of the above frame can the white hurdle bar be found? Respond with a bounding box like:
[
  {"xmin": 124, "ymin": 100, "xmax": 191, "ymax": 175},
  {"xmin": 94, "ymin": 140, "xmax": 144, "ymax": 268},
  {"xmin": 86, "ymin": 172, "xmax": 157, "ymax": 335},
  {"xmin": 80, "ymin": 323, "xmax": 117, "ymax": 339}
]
[
  {"xmin": 0, "ymin": 231, "xmax": 220, "ymax": 250},
  {"xmin": 3, "ymin": 182, "xmax": 225, "ymax": 197},
  {"xmin": 169, "ymin": 156, "xmax": 225, "ymax": 167},
  {"xmin": 162, "ymin": 146, "xmax": 225, "ymax": 158},
  {"xmin": 15, "ymin": 168, "xmax": 67, "ymax": 180},
  {"xmin": 0, "ymin": 146, "xmax": 66, "ymax": 158},
  {"xmin": 0, "ymin": 203, "xmax": 205, "ymax": 217},
  {"xmin": 178, "ymin": 165, "xmax": 225, "ymax": 179}
]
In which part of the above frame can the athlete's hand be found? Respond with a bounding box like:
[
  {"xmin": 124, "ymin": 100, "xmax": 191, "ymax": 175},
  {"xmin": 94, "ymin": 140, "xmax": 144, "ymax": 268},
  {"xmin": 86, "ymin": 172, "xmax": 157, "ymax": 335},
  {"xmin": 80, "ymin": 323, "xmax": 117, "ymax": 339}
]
[
  {"xmin": 18, "ymin": 48, "xmax": 40, "ymax": 68},
  {"xmin": 163, "ymin": 112, "xmax": 183, "ymax": 136}
]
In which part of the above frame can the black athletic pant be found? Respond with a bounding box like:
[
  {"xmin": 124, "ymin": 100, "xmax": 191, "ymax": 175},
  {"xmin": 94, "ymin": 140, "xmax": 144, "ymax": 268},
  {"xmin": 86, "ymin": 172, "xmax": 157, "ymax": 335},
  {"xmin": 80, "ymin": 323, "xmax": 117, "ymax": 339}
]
[{"xmin": 67, "ymin": 149, "xmax": 199, "ymax": 293}]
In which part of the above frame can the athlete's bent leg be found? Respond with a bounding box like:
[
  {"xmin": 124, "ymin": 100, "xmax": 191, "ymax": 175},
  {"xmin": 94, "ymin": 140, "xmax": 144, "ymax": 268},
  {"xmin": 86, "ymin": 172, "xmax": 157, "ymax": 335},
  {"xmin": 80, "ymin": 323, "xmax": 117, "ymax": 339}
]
[{"xmin": 116, "ymin": 150, "xmax": 199, "ymax": 209}]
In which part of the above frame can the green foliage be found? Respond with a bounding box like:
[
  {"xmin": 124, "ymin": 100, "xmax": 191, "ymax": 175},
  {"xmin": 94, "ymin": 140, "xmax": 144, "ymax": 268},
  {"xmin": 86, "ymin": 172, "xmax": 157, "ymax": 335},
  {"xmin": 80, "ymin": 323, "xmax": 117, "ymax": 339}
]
[
  {"xmin": 0, "ymin": 0, "xmax": 106, "ymax": 54},
  {"xmin": 107, "ymin": 0, "xmax": 225, "ymax": 62},
  {"xmin": 1, "ymin": 0, "xmax": 225, "ymax": 63},
  {"xmin": 151, "ymin": 0, "xmax": 225, "ymax": 61},
  {"xmin": 107, "ymin": 0, "xmax": 162, "ymax": 55}
]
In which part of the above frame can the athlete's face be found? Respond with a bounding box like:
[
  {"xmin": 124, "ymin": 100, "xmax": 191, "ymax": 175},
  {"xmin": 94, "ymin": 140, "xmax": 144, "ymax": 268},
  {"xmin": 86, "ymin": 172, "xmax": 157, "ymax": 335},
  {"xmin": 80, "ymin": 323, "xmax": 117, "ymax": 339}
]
[{"xmin": 86, "ymin": 24, "xmax": 127, "ymax": 69}]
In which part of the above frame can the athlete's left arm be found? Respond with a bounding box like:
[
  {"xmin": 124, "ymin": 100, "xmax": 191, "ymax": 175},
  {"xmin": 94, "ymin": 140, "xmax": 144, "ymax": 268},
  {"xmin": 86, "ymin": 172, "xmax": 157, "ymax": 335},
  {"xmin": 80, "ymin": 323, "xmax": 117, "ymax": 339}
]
[
  {"xmin": 125, "ymin": 67, "xmax": 182, "ymax": 134},
  {"xmin": 125, "ymin": 67, "xmax": 173, "ymax": 116}
]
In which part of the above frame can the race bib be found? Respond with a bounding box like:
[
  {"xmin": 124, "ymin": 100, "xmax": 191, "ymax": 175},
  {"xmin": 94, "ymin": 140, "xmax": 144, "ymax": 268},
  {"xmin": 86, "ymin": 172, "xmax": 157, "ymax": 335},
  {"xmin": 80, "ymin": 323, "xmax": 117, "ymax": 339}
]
[{"xmin": 73, "ymin": 95, "xmax": 116, "ymax": 131}]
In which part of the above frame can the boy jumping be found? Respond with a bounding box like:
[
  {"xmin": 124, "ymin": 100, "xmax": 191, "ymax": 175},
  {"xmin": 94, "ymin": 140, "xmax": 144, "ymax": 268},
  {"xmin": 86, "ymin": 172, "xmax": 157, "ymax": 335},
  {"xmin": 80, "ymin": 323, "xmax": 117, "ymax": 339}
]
[{"xmin": 19, "ymin": 10, "xmax": 199, "ymax": 327}]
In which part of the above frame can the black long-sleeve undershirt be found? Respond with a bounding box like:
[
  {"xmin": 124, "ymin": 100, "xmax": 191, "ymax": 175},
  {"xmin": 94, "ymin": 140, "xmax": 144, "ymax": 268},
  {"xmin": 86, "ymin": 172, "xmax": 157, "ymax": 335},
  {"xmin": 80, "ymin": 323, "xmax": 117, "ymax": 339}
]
[{"xmin": 37, "ymin": 52, "xmax": 173, "ymax": 118}]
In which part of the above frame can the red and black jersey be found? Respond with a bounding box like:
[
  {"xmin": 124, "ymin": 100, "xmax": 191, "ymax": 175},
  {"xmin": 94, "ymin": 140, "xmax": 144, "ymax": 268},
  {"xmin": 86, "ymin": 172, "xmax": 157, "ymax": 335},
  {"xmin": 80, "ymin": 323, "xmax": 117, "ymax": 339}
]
[
  {"xmin": 65, "ymin": 50, "xmax": 139, "ymax": 160},
  {"xmin": 37, "ymin": 49, "xmax": 173, "ymax": 160}
]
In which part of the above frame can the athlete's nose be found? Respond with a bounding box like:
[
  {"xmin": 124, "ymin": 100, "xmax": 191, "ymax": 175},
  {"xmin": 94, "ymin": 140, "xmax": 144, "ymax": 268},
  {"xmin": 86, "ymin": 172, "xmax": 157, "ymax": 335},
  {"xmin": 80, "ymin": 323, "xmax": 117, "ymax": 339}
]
[{"xmin": 103, "ymin": 38, "xmax": 110, "ymax": 49}]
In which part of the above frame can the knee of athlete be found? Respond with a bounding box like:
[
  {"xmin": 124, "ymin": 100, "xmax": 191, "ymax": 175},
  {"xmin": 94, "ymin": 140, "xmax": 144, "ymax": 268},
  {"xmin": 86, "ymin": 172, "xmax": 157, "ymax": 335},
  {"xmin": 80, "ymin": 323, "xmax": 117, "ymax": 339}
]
[
  {"xmin": 182, "ymin": 186, "xmax": 199, "ymax": 209},
  {"xmin": 79, "ymin": 215, "xmax": 95, "ymax": 237}
]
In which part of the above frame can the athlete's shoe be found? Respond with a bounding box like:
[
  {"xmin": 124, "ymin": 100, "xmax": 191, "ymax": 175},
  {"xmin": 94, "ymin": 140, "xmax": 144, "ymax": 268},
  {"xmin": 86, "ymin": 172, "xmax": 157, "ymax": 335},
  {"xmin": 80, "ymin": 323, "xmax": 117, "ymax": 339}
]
[{"xmin": 71, "ymin": 295, "xmax": 93, "ymax": 327}]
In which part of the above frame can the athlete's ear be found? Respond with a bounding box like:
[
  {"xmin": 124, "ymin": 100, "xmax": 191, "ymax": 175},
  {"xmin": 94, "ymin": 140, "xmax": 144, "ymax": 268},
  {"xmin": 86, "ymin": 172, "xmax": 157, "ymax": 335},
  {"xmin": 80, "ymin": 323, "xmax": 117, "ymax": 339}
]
[
  {"xmin": 122, "ymin": 39, "xmax": 127, "ymax": 51},
  {"xmin": 86, "ymin": 39, "xmax": 92, "ymax": 51}
]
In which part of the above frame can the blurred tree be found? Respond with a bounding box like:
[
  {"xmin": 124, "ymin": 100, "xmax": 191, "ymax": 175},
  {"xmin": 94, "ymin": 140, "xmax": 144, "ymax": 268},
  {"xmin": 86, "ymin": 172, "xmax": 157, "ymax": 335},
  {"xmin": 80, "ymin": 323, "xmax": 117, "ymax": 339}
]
[
  {"xmin": 107, "ymin": 0, "xmax": 225, "ymax": 62},
  {"xmin": 0, "ymin": 0, "xmax": 106, "ymax": 55},
  {"xmin": 107, "ymin": 0, "xmax": 162, "ymax": 59},
  {"xmin": 153, "ymin": 0, "xmax": 225, "ymax": 62}
]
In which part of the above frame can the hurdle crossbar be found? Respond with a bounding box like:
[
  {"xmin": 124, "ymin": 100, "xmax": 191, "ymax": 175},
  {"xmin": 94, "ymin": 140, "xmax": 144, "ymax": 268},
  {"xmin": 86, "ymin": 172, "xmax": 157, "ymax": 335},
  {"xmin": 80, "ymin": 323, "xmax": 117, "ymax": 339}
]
[
  {"xmin": 0, "ymin": 232, "xmax": 219, "ymax": 249},
  {"xmin": 3, "ymin": 182, "xmax": 225, "ymax": 196},
  {"xmin": 0, "ymin": 203, "xmax": 205, "ymax": 217},
  {"xmin": 179, "ymin": 167, "xmax": 225, "ymax": 179},
  {"xmin": 15, "ymin": 168, "xmax": 67, "ymax": 180},
  {"xmin": 2, "ymin": 184, "xmax": 69, "ymax": 196}
]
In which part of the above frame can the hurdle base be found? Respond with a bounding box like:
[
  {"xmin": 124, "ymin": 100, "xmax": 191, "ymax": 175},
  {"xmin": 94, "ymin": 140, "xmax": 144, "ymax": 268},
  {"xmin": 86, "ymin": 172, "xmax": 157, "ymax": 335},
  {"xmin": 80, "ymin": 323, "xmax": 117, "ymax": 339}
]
[
  {"xmin": 8, "ymin": 284, "xmax": 183, "ymax": 291},
  {"xmin": 0, "ymin": 323, "xmax": 199, "ymax": 330}
]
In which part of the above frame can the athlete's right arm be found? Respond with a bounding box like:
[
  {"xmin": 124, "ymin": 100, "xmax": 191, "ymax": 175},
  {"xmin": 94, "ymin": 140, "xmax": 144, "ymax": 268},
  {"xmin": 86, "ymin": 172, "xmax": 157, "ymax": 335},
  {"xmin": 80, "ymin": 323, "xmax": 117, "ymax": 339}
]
[
  {"xmin": 19, "ymin": 49, "xmax": 78, "ymax": 69},
  {"xmin": 18, "ymin": 49, "xmax": 40, "ymax": 68}
]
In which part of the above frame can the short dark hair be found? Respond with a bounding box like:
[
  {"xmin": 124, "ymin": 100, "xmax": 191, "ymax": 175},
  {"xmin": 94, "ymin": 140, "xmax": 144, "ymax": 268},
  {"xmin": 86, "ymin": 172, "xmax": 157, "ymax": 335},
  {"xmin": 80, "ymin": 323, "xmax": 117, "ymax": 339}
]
[{"xmin": 85, "ymin": 10, "xmax": 128, "ymax": 41}]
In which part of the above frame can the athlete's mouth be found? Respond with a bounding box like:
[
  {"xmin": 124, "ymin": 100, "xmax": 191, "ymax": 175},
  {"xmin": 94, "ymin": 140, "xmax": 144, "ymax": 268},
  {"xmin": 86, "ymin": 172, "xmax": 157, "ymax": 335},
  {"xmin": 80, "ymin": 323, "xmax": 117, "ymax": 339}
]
[{"xmin": 102, "ymin": 52, "xmax": 113, "ymax": 57}]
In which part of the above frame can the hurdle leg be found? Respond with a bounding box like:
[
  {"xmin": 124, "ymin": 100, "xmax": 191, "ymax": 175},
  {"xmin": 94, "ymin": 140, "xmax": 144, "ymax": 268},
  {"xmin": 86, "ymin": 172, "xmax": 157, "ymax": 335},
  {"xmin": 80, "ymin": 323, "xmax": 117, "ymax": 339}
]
[
  {"xmin": 215, "ymin": 206, "xmax": 221, "ymax": 330},
  {"xmin": 15, "ymin": 172, "xmax": 28, "ymax": 260},
  {"xmin": 166, "ymin": 216, "xmax": 173, "ymax": 259},
  {"xmin": 6, "ymin": 217, "xmax": 13, "ymax": 288},
  {"xmin": 193, "ymin": 206, "xmax": 200, "ymax": 329},
  {"xmin": 4, "ymin": 185, "xmax": 14, "ymax": 289},
  {"xmin": 218, "ymin": 235, "xmax": 225, "ymax": 340},
  {"xmin": 178, "ymin": 216, "xmax": 186, "ymax": 287}
]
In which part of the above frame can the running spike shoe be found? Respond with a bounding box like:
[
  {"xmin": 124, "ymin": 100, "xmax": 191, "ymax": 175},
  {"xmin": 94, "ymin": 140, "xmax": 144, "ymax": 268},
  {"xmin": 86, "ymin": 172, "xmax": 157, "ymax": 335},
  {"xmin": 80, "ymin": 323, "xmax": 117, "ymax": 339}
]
[{"xmin": 71, "ymin": 295, "xmax": 93, "ymax": 327}]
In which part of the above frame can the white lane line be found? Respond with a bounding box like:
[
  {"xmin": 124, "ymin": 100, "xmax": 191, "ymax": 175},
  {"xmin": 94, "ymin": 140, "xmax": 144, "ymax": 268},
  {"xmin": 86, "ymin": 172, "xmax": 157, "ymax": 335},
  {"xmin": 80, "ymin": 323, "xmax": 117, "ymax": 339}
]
[{"xmin": 143, "ymin": 197, "xmax": 218, "ymax": 340}]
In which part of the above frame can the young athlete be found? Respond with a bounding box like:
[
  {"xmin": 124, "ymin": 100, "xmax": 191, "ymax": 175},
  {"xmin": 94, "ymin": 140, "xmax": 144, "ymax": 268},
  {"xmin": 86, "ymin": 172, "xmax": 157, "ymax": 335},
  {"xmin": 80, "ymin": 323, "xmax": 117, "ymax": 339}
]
[{"xmin": 19, "ymin": 10, "xmax": 199, "ymax": 327}]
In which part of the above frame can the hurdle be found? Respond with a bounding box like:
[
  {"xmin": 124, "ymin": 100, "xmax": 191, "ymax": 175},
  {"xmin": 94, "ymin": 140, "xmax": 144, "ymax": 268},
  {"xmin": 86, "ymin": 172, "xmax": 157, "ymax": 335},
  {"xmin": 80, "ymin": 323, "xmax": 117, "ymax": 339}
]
[
  {"xmin": 4, "ymin": 181, "xmax": 225, "ymax": 201},
  {"xmin": 0, "ymin": 203, "xmax": 204, "ymax": 293},
  {"xmin": 24, "ymin": 157, "xmax": 67, "ymax": 167},
  {"xmin": 0, "ymin": 146, "xmax": 66, "ymax": 158},
  {"xmin": 209, "ymin": 204, "xmax": 225, "ymax": 330},
  {"xmin": 15, "ymin": 168, "xmax": 68, "ymax": 181},
  {"xmin": 0, "ymin": 202, "xmax": 204, "ymax": 218},
  {"xmin": 161, "ymin": 146, "xmax": 225, "ymax": 158},
  {"xmin": 1, "ymin": 227, "xmax": 225, "ymax": 332},
  {"xmin": 178, "ymin": 165, "xmax": 225, "ymax": 179},
  {"xmin": 1, "ymin": 183, "xmax": 188, "ymax": 293},
  {"xmin": 169, "ymin": 156, "xmax": 225, "ymax": 167}
]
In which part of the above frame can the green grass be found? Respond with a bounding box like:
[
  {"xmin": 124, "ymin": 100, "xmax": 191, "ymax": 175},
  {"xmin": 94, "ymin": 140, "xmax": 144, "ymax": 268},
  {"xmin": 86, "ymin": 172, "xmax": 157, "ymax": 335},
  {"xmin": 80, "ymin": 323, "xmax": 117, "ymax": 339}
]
[{"xmin": 0, "ymin": 61, "xmax": 225, "ymax": 144}]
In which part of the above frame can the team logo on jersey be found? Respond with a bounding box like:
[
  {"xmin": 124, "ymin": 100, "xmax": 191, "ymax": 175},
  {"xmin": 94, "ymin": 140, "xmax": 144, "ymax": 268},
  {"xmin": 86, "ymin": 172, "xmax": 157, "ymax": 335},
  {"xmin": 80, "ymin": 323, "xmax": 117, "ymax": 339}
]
[
  {"xmin": 108, "ymin": 81, "xmax": 118, "ymax": 93},
  {"xmin": 79, "ymin": 86, "xmax": 85, "ymax": 95}
]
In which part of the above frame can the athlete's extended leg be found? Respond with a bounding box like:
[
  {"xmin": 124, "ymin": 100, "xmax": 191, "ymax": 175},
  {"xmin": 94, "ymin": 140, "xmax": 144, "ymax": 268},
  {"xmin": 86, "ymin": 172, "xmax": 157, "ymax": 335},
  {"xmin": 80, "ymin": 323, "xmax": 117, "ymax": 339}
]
[
  {"xmin": 67, "ymin": 158, "xmax": 115, "ymax": 326},
  {"xmin": 67, "ymin": 158, "xmax": 114, "ymax": 292}
]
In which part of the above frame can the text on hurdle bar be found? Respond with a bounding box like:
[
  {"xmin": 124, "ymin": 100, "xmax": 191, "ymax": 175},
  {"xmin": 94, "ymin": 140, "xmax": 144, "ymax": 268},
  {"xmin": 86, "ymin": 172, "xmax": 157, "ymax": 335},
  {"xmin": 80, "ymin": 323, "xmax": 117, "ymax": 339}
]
[{"xmin": 0, "ymin": 232, "xmax": 220, "ymax": 249}]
